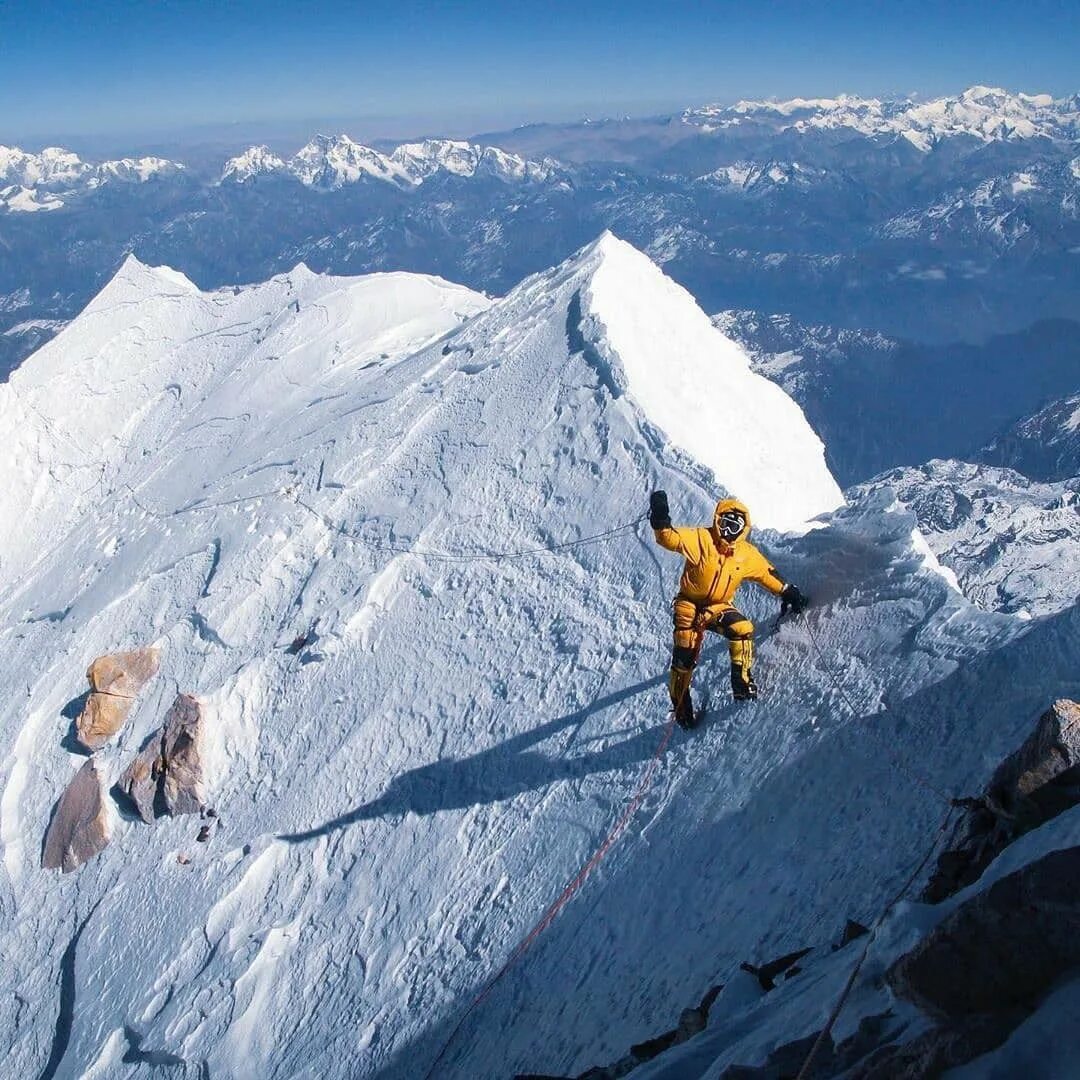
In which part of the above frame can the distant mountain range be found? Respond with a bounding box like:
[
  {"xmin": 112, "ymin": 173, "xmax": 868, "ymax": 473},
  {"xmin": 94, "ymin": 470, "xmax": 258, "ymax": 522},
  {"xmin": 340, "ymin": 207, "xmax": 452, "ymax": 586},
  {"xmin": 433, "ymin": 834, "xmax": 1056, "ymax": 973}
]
[
  {"xmin": 2, "ymin": 85, "xmax": 1079, "ymax": 446},
  {"xmin": 0, "ymin": 145, "xmax": 184, "ymax": 212},
  {"xmin": 219, "ymin": 135, "xmax": 562, "ymax": 189},
  {"xmin": 0, "ymin": 136, "xmax": 559, "ymax": 212},
  {"xmin": 682, "ymin": 85, "xmax": 1080, "ymax": 150}
]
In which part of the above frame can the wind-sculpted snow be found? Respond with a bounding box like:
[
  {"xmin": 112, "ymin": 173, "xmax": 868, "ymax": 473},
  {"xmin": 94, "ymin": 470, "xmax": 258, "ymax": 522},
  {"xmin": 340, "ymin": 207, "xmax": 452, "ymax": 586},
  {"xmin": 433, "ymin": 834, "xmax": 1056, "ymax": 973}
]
[{"xmin": 0, "ymin": 236, "xmax": 1075, "ymax": 1080}]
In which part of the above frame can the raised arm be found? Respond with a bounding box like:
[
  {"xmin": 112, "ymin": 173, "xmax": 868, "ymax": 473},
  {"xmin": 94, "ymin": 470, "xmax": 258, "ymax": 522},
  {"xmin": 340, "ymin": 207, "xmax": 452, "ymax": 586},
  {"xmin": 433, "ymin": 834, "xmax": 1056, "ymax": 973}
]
[{"xmin": 649, "ymin": 490, "xmax": 703, "ymax": 560}]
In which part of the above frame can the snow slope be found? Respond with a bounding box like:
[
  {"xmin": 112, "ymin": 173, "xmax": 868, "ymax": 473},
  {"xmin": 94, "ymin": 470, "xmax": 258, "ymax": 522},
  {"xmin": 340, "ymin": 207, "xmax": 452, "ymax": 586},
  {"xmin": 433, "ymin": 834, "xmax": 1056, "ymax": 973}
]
[{"xmin": 0, "ymin": 235, "xmax": 1075, "ymax": 1080}]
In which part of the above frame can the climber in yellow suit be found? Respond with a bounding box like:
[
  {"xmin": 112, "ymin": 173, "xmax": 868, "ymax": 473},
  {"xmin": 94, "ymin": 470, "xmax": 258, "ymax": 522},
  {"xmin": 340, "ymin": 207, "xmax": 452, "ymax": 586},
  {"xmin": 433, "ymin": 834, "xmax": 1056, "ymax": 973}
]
[{"xmin": 649, "ymin": 490, "xmax": 808, "ymax": 728}]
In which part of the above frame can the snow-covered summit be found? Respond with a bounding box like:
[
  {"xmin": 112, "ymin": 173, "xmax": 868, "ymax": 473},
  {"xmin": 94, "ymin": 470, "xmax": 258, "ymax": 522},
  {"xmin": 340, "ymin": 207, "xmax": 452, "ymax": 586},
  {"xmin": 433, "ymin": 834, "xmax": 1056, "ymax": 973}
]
[
  {"xmin": 218, "ymin": 145, "xmax": 288, "ymax": 183},
  {"xmin": 683, "ymin": 86, "xmax": 1080, "ymax": 149},
  {"xmin": 567, "ymin": 232, "xmax": 842, "ymax": 529},
  {"xmin": 288, "ymin": 133, "xmax": 412, "ymax": 189},
  {"xmin": 220, "ymin": 133, "xmax": 562, "ymax": 188},
  {"xmin": 389, "ymin": 138, "xmax": 560, "ymax": 183},
  {"xmin": 694, "ymin": 160, "xmax": 823, "ymax": 191}
]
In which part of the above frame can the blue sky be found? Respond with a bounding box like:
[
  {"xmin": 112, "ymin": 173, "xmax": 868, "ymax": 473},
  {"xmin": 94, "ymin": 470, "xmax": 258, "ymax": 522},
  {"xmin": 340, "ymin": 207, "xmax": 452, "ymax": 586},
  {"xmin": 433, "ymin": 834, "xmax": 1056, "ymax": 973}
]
[{"xmin": 2, "ymin": 0, "xmax": 1078, "ymax": 144}]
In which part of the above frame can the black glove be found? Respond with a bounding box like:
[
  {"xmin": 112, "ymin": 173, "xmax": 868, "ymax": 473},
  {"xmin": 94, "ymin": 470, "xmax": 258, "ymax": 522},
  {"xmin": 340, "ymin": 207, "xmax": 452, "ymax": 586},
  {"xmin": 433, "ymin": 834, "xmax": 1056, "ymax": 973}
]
[
  {"xmin": 780, "ymin": 583, "xmax": 809, "ymax": 617},
  {"xmin": 649, "ymin": 490, "xmax": 671, "ymax": 530}
]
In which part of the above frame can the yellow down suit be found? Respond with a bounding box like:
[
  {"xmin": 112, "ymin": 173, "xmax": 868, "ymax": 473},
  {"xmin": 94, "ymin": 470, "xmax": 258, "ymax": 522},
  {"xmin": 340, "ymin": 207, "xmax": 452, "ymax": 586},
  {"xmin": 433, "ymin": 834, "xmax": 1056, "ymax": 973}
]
[{"xmin": 653, "ymin": 498, "xmax": 786, "ymax": 705}]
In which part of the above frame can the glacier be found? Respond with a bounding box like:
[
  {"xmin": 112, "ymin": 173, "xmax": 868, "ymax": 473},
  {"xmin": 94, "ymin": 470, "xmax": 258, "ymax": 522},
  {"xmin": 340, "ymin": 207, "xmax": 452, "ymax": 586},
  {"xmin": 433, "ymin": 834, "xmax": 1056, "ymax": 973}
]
[{"xmin": 0, "ymin": 234, "xmax": 1076, "ymax": 1080}]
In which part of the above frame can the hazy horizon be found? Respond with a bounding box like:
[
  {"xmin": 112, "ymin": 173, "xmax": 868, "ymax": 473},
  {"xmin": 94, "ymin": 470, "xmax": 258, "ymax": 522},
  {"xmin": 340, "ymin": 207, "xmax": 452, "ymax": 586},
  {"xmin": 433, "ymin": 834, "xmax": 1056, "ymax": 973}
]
[
  {"xmin": 4, "ymin": 0, "xmax": 1078, "ymax": 152},
  {"xmin": 7, "ymin": 81, "xmax": 1080, "ymax": 160}
]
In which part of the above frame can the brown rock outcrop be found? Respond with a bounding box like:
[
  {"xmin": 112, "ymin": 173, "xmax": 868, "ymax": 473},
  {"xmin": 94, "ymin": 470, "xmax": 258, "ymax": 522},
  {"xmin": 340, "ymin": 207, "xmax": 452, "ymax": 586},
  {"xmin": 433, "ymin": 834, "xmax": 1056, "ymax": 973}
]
[
  {"xmin": 118, "ymin": 693, "xmax": 206, "ymax": 822},
  {"xmin": 75, "ymin": 647, "xmax": 161, "ymax": 751},
  {"xmin": 924, "ymin": 698, "xmax": 1080, "ymax": 902},
  {"xmin": 42, "ymin": 759, "xmax": 112, "ymax": 872}
]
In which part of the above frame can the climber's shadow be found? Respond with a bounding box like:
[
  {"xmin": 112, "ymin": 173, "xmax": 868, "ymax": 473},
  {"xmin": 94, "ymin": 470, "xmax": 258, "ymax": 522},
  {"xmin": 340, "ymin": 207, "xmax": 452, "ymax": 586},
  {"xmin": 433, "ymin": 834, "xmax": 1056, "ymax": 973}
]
[{"xmin": 280, "ymin": 673, "xmax": 675, "ymax": 844}]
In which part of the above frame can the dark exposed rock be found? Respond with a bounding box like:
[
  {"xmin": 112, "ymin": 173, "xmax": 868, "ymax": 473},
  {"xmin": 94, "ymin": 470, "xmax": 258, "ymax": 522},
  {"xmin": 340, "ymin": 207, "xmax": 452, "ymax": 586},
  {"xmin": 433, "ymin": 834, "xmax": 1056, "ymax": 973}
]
[
  {"xmin": 891, "ymin": 844, "xmax": 1080, "ymax": 1019},
  {"xmin": 117, "ymin": 693, "xmax": 207, "ymax": 823},
  {"xmin": 513, "ymin": 983, "xmax": 725, "ymax": 1080},
  {"xmin": 924, "ymin": 699, "xmax": 1080, "ymax": 902},
  {"xmin": 42, "ymin": 759, "xmax": 111, "ymax": 872},
  {"xmin": 990, "ymin": 698, "xmax": 1080, "ymax": 803},
  {"xmin": 853, "ymin": 1011, "xmax": 1025, "ymax": 1079},
  {"xmin": 740, "ymin": 947, "xmax": 813, "ymax": 992},
  {"xmin": 835, "ymin": 919, "xmax": 870, "ymax": 950}
]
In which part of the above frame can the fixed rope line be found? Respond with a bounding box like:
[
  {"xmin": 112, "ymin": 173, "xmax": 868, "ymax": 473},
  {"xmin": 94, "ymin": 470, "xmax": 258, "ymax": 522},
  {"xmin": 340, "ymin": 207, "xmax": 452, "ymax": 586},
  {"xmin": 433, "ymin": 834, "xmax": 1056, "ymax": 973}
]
[
  {"xmin": 123, "ymin": 480, "xmax": 648, "ymax": 562},
  {"xmin": 422, "ymin": 710, "xmax": 680, "ymax": 1080},
  {"xmin": 294, "ymin": 494, "xmax": 650, "ymax": 562},
  {"xmin": 793, "ymin": 803, "xmax": 956, "ymax": 1080},
  {"xmin": 800, "ymin": 616, "xmax": 955, "ymax": 807},
  {"xmin": 173, "ymin": 488, "xmax": 286, "ymax": 515}
]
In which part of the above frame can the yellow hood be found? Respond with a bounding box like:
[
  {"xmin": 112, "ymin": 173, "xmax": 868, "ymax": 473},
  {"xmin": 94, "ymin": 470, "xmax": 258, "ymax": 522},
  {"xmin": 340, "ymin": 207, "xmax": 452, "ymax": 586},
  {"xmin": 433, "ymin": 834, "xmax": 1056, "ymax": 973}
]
[{"xmin": 713, "ymin": 497, "xmax": 752, "ymax": 540}]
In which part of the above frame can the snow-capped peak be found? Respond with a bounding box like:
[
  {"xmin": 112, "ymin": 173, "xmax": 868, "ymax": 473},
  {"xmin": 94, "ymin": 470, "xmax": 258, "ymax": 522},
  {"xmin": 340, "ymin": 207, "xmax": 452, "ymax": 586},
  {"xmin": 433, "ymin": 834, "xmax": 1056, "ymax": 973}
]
[
  {"xmin": 389, "ymin": 138, "xmax": 558, "ymax": 184},
  {"xmin": 695, "ymin": 159, "xmax": 817, "ymax": 189},
  {"xmin": 85, "ymin": 253, "xmax": 199, "ymax": 311},
  {"xmin": 0, "ymin": 145, "xmax": 89, "ymax": 187},
  {"xmin": 390, "ymin": 138, "xmax": 481, "ymax": 180},
  {"xmin": 289, "ymin": 133, "xmax": 412, "ymax": 189},
  {"xmin": 219, "ymin": 145, "xmax": 288, "ymax": 184},
  {"xmin": 96, "ymin": 157, "xmax": 184, "ymax": 182},
  {"xmin": 564, "ymin": 232, "xmax": 841, "ymax": 530}
]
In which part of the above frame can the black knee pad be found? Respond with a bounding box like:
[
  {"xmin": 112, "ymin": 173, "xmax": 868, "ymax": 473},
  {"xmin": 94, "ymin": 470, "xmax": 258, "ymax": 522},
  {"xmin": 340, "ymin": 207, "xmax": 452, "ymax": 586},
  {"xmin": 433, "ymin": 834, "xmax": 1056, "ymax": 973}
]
[{"xmin": 672, "ymin": 645, "xmax": 698, "ymax": 670}]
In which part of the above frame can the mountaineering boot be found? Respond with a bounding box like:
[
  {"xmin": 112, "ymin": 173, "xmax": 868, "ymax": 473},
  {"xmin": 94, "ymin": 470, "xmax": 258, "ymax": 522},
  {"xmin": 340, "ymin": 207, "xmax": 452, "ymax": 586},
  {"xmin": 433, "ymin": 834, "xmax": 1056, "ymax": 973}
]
[
  {"xmin": 731, "ymin": 670, "xmax": 758, "ymax": 701},
  {"xmin": 729, "ymin": 637, "xmax": 757, "ymax": 701},
  {"xmin": 675, "ymin": 690, "xmax": 698, "ymax": 730},
  {"xmin": 669, "ymin": 665, "xmax": 699, "ymax": 729}
]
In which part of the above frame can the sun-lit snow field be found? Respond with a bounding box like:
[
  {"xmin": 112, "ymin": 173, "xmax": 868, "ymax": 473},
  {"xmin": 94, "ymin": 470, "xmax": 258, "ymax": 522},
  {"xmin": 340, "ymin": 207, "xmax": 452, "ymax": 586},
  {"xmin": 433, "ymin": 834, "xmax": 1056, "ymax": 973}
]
[{"xmin": 0, "ymin": 235, "xmax": 1076, "ymax": 1079}]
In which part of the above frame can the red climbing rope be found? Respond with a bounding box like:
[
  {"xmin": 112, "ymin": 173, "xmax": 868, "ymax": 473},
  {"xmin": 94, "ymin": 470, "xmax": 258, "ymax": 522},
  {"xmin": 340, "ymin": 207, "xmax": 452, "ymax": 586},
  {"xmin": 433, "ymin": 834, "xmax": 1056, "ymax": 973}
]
[{"xmin": 423, "ymin": 709, "xmax": 680, "ymax": 1080}]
